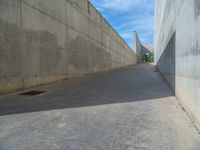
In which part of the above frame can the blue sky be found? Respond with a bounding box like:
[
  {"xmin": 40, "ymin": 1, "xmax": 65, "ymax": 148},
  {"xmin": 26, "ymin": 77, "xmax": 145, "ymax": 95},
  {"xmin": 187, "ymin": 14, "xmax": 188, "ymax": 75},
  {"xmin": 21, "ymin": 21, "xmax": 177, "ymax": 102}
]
[{"xmin": 90, "ymin": 0, "xmax": 155, "ymax": 48}]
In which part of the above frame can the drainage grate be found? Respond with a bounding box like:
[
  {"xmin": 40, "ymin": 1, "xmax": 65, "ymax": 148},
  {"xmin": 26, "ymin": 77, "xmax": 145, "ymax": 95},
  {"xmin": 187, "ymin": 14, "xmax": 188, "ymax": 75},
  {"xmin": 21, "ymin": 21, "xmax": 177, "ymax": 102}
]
[{"xmin": 19, "ymin": 91, "xmax": 46, "ymax": 96}]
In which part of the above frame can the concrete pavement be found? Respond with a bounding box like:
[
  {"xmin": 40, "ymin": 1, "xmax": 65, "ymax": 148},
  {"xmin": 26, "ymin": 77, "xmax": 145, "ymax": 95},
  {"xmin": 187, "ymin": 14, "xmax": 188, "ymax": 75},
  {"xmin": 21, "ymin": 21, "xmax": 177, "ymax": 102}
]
[{"xmin": 0, "ymin": 64, "xmax": 199, "ymax": 150}]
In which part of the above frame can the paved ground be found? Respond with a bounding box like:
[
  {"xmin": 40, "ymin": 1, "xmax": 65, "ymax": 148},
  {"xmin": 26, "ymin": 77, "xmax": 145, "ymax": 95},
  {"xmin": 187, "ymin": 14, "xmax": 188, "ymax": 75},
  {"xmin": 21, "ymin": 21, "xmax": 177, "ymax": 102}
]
[{"xmin": 0, "ymin": 64, "xmax": 199, "ymax": 150}]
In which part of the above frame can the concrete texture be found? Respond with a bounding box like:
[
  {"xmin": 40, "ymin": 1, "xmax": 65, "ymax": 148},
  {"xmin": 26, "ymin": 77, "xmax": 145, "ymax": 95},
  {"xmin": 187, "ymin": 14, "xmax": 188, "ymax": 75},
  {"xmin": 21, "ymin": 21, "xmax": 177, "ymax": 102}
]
[
  {"xmin": 0, "ymin": 64, "xmax": 199, "ymax": 150},
  {"xmin": 142, "ymin": 44, "xmax": 154, "ymax": 54},
  {"xmin": 154, "ymin": 0, "xmax": 200, "ymax": 130},
  {"xmin": 134, "ymin": 32, "xmax": 154, "ymax": 61},
  {"xmin": 0, "ymin": 0, "xmax": 137, "ymax": 94},
  {"xmin": 134, "ymin": 32, "xmax": 142, "ymax": 62}
]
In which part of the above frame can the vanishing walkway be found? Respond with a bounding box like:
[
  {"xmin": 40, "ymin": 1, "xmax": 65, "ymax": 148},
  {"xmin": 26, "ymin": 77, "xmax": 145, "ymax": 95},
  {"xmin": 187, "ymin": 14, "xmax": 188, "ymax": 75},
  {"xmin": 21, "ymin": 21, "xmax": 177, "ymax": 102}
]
[{"xmin": 0, "ymin": 64, "xmax": 199, "ymax": 150}]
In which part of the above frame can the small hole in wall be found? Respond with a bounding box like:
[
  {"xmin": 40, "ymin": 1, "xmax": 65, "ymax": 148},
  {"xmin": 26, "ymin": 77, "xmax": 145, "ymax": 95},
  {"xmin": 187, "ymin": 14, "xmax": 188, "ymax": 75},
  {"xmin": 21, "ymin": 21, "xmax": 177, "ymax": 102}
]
[{"xmin": 19, "ymin": 91, "xmax": 46, "ymax": 96}]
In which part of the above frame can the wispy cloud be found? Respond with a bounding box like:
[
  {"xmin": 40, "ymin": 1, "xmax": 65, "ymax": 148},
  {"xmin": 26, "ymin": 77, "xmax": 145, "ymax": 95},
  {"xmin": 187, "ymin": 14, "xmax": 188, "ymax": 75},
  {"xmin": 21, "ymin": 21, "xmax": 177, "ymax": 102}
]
[
  {"xmin": 90, "ymin": 0, "xmax": 154, "ymax": 48},
  {"xmin": 95, "ymin": 0, "xmax": 140, "ymax": 11}
]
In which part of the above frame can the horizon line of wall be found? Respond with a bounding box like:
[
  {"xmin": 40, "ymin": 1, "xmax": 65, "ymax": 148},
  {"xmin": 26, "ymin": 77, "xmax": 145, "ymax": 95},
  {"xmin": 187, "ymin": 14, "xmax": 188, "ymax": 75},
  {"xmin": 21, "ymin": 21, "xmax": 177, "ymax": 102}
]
[
  {"xmin": 154, "ymin": 0, "xmax": 200, "ymax": 130},
  {"xmin": 0, "ymin": 0, "xmax": 137, "ymax": 94}
]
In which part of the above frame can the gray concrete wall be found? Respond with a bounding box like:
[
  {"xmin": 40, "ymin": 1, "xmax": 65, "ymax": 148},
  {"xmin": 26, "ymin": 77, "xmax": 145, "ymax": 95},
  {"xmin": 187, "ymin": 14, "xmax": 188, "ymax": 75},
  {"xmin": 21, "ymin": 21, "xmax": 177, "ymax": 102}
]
[
  {"xmin": 134, "ymin": 32, "xmax": 142, "ymax": 62},
  {"xmin": 154, "ymin": 0, "xmax": 200, "ymax": 130},
  {"xmin": 0, "ymin": 0, "xmax": 137, "ymax": 94},
  {"xmin": 142, "ymin": 44, "xmax": 154, "ymax": 54},
  {"xmin": 134, "ymin": 32, "xmax": 154, "ymax": 61}
]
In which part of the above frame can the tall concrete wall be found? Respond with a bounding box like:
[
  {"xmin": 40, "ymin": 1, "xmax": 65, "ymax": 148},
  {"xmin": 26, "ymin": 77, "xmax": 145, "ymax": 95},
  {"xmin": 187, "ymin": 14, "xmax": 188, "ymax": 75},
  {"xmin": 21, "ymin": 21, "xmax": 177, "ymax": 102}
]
[
  {"xmin": 0, "ymin": 0, "xmax": 137, "ymax": 94},
  {"xmin": 134, "ymin": 32, "xmax": 154, "ymax": 62},
  {"xmin": 154, "ymin": 0, "xmax": 200, "ymax": 130},
  {"xmin": 134, "ymin": 32, "xmax": 142, "ymax": 62},
  {"xmin": 142, "ymin": 44, "xmax": 154, "ymax": 54}
]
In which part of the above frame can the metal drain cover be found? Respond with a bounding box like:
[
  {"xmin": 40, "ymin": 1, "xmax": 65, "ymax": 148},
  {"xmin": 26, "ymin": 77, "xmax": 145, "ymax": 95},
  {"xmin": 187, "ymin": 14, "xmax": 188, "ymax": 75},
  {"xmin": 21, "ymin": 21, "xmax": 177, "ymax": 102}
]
[{"xmin": 19, "ymin": 91, "xmax": 46, "ymax": 96}]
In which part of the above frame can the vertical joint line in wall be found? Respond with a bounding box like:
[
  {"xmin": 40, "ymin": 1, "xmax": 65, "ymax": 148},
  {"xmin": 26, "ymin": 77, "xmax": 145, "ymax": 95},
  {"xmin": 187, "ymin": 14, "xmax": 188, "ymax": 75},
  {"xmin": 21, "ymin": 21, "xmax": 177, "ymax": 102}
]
[
  {"xmin": 19, "ymin": 0, "xmax": 24, "ymax": 88},
  {"xmin": 19, "ymin": 0, "xmax": 22, "ymax": 32},
  {"xmin": 65, "ymin": 0, "xmax": 69, "ymax": 76},
  {"xmin": 88, "ymin": 1, "xmax": 90, "ymax": 14},
  {"xmin": 86, "ymin": 1, "xmax": 91, "ymax": 72}
]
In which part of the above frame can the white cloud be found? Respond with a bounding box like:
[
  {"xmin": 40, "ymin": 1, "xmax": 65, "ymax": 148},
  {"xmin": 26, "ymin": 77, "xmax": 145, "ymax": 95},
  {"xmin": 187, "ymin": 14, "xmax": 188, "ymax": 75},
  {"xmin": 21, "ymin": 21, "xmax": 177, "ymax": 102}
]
[
  {"xmin": 91, "ymin": 0, "xmax": 153, "ymax": 11},
  {"xmin": 99, "ymin": 0, "xmax": 140, "ymax": 11},
  {"xmin": 90, "ymin": 0, "xmax": 155, "ymax": 47}
]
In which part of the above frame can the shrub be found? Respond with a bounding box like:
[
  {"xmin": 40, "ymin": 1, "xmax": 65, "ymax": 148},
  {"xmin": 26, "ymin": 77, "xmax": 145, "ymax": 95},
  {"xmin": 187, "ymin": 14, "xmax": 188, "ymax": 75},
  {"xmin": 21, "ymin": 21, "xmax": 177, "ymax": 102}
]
[{"xmin": 142, "ymin": 53, "xmax": 154, "ymax": 63}]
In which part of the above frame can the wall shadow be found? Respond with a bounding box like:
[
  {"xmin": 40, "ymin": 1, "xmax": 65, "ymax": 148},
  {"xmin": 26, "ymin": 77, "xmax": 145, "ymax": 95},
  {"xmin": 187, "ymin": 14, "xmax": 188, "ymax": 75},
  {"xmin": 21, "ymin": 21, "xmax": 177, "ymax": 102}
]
[
  {"xmin": 156, "ymin": 32, "xmax": 176, "ymax": 94},
  {"xmin": 0, "ymin": 64, "xmax": 174, "ymax": 116}
]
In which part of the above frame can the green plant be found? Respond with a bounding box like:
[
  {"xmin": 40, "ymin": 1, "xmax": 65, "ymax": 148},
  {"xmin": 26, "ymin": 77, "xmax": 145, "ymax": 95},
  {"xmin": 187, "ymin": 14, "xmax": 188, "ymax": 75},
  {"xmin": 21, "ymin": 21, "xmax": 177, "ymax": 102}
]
[{"xmin": 142, "ymin": 53, "xmax": 154, "ymax": 63}]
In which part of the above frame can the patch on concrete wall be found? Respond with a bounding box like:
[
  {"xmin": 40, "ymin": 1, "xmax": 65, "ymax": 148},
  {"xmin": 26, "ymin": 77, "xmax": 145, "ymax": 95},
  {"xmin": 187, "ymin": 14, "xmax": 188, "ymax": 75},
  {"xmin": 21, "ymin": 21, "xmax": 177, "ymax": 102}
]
[
  {"xmin": 0, "ymin": 19, "xmax": 21, "ymax": 77},
  {"xmin": 195, "ymin": 0, "xmax": 200, "ymax": 19}
]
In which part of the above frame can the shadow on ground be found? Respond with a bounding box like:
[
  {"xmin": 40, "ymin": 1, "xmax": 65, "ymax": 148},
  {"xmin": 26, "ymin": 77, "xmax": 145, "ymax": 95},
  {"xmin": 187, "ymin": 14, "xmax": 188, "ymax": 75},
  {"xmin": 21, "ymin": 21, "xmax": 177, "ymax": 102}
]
[{"xmin": 0, "ymin": 64, "xmax": 173, "ymax": 116}]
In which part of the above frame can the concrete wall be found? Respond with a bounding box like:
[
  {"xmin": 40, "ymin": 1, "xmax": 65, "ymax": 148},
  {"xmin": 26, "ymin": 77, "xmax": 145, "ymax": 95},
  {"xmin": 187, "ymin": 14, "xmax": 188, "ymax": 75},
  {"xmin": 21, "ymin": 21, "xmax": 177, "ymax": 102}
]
[
  {"xmin": 154, "ymin": 0, "xmax": 200, "ymax": 130},
  {"xmin": 142, "ymin": 44, "xmax": 154, "ymax": 54},
  {"xmin": 134, "ymin": 32, "xmax": 142, "ymax": 62},
  {"xmin": 134, "ymin": 32, "xmax": 154, "ymax": 61},
  {"xmin": 0, "ymin": 0, "xmax": 137, "ymax": 94}
]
